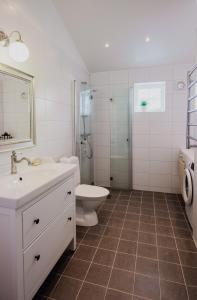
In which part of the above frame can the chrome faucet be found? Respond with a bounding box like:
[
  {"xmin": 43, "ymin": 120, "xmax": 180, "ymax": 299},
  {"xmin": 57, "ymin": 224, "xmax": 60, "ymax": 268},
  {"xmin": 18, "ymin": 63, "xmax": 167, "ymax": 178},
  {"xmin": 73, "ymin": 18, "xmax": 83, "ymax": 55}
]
[{"xmin": 11, "ymin": 151, "xmax": 32, "ymax": 174}]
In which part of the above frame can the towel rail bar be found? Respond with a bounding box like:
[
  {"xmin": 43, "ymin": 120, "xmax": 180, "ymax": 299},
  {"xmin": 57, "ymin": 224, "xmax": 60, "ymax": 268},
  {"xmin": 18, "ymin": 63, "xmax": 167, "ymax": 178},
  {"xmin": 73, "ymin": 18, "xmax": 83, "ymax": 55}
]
[
  {"xmin": 188, "ymin": 109, "xmax": 197, "ymax": 114},
  {"xmin": 188, "ymin": 80, "xmax": 197, "ymax": 89},
  {"xmin": 188, "ymin": 94, "xmax": 197, "ymax": 102},
  {"xmin": 186, "ymin": 65, "xmax": 197, "ymax": 148},
  {"xmin": 187, "ymin": 136, "xmax": 197, "ymax": 142},
  {"xmin": 188, "ymin": 65, "xmax": 197, "ymax": 77}
]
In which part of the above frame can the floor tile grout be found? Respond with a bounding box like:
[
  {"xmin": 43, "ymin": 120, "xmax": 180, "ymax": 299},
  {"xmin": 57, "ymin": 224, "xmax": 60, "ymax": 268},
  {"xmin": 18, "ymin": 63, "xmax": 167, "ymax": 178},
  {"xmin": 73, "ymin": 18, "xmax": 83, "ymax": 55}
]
[
  {"xmin": 75, "ymin": 190, "xmax": 122, "ymax": 299},
  {"xmin": 165, "ymin": 192, "xmax": 190, "ymax": 300},
  {"xmin": 60, "ymin": 270, "xmax": 192, "ymax": 291},
  {"xmin": 103, "ymin": 190, "xmax": 133, "ymax": 299},
  {"xmin": 35, "ymin": 190, "xmax": 197, "ymax": 300},
  {"xmin": 153, "ymin": 191, "xmax": 162, "ymax": 300},
  {"xmin": 132, "ymin": 190, "xmax": 143, "ymax": 300}
]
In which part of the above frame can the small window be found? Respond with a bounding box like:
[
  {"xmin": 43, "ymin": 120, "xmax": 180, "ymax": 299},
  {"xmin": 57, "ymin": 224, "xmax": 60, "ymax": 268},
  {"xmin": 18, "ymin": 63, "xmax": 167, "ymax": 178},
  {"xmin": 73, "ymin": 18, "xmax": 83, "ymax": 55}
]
[{"xmin": 134, "ymin": 81, "xmax": 165, "ymax": 112}]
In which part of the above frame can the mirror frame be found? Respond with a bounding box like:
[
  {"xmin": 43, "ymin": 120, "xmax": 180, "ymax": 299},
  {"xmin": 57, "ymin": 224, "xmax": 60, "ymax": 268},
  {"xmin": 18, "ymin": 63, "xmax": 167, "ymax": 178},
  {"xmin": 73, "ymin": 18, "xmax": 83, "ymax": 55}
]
[{"xmin": 0, "ymin": 63, "xmax": 36, "ymax": 152}]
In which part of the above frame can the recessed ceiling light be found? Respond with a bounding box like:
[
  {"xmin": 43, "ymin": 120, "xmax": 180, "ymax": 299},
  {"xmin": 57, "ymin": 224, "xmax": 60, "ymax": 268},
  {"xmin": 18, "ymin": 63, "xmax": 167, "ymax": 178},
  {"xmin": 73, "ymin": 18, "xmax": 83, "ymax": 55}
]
[
  {"xmin": 145, "ymin": 36, "xmax": 150, "ymax": 43},
  {"xmin": 105, "ymin": 43, "xmax": 110, "ymax": 48}
]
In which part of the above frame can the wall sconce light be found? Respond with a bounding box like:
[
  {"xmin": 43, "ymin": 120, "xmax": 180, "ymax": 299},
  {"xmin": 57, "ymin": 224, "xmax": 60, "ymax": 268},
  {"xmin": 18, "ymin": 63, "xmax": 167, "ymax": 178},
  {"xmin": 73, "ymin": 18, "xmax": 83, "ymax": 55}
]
[{"xmin": 0, "ymin": 30, "xmax": 29, "ymax": 62}]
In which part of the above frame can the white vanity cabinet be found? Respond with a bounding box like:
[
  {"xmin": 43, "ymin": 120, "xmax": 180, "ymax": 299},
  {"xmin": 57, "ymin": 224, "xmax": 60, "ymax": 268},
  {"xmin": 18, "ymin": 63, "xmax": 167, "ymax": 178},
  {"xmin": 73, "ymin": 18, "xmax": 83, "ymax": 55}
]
[{"xmin": 0, "ymin": 172, "xmax": 76, "ymax": 300}]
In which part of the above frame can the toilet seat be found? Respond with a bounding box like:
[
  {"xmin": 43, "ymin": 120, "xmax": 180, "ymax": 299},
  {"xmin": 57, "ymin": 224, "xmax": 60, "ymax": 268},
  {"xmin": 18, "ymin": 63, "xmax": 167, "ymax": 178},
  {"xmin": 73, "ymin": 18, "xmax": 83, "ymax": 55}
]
[{"xmin": 76, "ymin": 184, "xmax": 109, "ymax": 200}]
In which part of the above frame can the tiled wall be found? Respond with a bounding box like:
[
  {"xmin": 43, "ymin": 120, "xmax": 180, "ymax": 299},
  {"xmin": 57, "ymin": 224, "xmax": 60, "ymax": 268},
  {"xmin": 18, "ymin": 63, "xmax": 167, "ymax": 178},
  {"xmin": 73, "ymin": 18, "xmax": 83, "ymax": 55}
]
[
  {"xmin": 0, "ymin": 0, "xmax": 89, "ymax": 175},
  {"xmin": 91, "ymin": 63, "xmax": 195, "ymax": 193}
]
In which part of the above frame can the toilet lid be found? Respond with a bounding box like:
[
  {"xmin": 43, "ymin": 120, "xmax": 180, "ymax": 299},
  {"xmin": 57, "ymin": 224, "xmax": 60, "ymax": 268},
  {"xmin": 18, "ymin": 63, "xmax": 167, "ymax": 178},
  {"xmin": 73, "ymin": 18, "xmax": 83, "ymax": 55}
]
[{"xmin": 75, "ymin": 184, "xmax": 109, "ymax": 199}]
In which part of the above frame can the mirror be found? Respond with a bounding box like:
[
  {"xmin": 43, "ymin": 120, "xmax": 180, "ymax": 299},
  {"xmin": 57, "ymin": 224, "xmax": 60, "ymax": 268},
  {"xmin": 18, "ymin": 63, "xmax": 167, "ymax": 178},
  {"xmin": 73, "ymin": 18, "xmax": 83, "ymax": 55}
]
[{"xmin": 0, "ymin": 63, "xmax": 35, "ymax": 152}]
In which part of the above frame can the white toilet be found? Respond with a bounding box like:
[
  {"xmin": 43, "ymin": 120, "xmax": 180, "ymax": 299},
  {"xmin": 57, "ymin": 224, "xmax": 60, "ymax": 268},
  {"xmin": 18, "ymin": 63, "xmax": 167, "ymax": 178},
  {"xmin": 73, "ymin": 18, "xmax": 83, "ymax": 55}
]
[{"xmin": 60, "ymin": 156, "xmax": 109, "ymax": 226}]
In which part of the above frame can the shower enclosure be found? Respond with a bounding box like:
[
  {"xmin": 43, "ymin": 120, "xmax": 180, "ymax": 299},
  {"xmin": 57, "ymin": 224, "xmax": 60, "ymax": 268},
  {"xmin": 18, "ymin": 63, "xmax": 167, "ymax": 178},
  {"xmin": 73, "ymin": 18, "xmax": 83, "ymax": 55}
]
[
  {"xmin": 110, "ymin": 87, "xmax": 132, "ymax": 189},
  {"xmin": 76, "ymin": 83, "xmax": 132, "ymax": 190},
  {"xmin": 77, "ymin": 86, "xmax": 94, "ymax": 184}
]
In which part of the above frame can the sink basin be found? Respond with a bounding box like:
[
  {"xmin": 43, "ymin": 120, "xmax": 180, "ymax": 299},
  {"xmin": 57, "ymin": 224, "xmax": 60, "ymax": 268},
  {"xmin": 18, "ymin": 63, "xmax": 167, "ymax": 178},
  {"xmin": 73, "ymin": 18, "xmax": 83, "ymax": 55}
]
[{"xmin": 0, "ymin": 163, "xmax": 76, "ymax": 209}]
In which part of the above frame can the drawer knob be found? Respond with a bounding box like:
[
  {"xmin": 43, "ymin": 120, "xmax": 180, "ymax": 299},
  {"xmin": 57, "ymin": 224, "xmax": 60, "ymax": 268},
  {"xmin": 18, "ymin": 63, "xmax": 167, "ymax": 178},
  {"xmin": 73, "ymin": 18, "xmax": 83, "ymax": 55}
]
[
  {"xmin": 67, "ymin": 217, "xmax": 72, "ymax": 221},
  {"xmin": 67, "ymin": 191, "xmax": 72, "ymax": 195},
  {"xmin": 34, "ymin": 255, "xmax": 40, "ymax": 261},
  {"xmin": 34, "ymin": 218, "xmax": 40, "ymax": 225}
]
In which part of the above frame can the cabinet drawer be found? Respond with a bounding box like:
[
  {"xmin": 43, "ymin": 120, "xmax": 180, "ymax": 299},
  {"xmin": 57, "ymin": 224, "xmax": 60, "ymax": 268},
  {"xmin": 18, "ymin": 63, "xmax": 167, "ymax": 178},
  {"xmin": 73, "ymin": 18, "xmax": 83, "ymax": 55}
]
[
  {"xmin": 23, "ymin": 178, "xmax": 74, "ymax": 248},
  {"xmin": 24, "ymin": 206, "xmax": 74, "ymax": 299}
]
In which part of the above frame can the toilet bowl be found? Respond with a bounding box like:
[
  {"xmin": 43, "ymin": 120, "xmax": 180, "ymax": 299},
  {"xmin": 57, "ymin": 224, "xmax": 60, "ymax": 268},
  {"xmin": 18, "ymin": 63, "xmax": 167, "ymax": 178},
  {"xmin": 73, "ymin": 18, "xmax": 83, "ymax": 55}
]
[{"xmin": 60, "ymin": 156, "xmax": 109, "ymax": 226}]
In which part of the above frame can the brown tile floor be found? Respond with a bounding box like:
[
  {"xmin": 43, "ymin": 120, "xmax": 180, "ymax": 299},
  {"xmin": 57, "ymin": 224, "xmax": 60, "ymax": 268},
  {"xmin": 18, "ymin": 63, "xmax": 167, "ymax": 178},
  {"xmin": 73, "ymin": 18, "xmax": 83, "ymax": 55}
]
[{"xmin": 34, "ymin": 190, "xmax": 197, "ymax": 300}]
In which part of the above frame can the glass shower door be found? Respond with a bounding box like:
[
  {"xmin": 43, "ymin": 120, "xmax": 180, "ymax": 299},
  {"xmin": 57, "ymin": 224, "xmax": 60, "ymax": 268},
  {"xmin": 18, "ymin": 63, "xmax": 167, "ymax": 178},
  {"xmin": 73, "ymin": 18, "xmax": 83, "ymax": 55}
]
[
  {"xmin": 79, "ymin": 89, "xmax": 93, "ymax": 184},
  {"xmin": 110, "ymin": 85, "xmax": 131, "ymax": 189}
]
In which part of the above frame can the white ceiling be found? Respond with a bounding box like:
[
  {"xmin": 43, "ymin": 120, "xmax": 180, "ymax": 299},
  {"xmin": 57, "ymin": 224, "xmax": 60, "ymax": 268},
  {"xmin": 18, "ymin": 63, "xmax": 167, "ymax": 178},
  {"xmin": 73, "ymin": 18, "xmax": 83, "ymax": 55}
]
[{"xmin": 54, "ymin": 0, "xmax": 197, "ymax": 72}]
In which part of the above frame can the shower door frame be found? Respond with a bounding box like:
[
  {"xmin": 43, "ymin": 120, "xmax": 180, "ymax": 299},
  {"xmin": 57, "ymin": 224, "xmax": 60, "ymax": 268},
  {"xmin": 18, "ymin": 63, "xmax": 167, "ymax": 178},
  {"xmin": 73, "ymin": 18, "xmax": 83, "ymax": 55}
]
[
  {"xmin": 109, "ymin": 86, "xmax": 133, "ymax": 190},
  {"xmin": 72, "ymin": 80, "xmax": 77, "ymax": 156},
  {"xmin": 128, "ymin": 86, "xmax": 134, "ymax": 190}
]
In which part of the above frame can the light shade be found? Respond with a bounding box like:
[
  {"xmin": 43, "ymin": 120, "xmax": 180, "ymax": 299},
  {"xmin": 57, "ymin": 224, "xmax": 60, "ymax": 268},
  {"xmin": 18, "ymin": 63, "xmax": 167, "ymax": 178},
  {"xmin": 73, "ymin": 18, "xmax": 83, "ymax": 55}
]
[{"xmin": 8, "ymin": 40, "xmax": 29, "ymax": 62}]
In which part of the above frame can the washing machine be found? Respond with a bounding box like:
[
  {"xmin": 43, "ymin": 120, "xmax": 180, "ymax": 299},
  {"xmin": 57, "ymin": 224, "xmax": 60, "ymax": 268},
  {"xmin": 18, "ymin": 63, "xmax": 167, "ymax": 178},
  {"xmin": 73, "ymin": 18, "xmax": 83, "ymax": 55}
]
[{"xmin": 179, "ymin": 149, "xmax": 195, "ymax": 227}]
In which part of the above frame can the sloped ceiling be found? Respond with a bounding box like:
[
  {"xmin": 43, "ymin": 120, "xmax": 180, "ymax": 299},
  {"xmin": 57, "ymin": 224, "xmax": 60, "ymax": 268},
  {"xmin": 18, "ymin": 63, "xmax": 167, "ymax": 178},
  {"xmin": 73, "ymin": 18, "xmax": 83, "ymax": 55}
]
[{"xmin": 54, "ymin": 0, "xmax": 197, "ymax": 72}]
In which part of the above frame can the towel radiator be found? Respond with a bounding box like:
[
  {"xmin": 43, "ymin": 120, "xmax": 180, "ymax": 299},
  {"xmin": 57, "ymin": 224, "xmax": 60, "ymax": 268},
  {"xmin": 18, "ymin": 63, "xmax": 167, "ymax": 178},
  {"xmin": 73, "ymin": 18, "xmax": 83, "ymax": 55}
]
[{"xmin": 187, "ymin": 64, "xmax": 197, "ymax": 148}]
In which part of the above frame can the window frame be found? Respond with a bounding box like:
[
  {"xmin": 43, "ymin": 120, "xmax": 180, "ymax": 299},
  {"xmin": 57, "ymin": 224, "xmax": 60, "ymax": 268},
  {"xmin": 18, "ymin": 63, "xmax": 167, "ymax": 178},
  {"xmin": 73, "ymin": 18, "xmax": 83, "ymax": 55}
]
[{"xmin": 134, "ymin": 81, "xmax": 166, "ymax": 113}]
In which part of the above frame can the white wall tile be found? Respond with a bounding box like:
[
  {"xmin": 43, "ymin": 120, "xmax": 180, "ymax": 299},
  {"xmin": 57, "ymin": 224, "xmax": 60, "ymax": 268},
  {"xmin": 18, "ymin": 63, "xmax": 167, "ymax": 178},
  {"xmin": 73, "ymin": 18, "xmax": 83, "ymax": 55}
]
[
  {"xmin": 133, "ymin": 160, "xmax": 149, "ymax": 173},
  {"xmin": 94, "ymin": 169, "xmax": 110, "ymax": 187},
  {"xmin": 93, "ymin": 122, "xmax": 110, "ymax": 134},
  {"xmin": 149, "ymin": 111, "xmax": 172, "ymax": 124},
  {"xmin": 110, "ymin": 84, "xmax": 129, "ymax": 97},
  {"xmin": 93, "ymin": 86, "xmax": 110, "ymax": 99},
  {"xmin": 133, "ymin": 148, "xmax": 149, "ymax": 161},
  {"xmin": 94, "ymin": 146, "xmax": 110, "ymax": 158},
  {"xmin": 129, "ymin": 68, "xmax": 149, "ymax": 84},
  {"xmin": 94, "ymin": 158, "xmax": 110, "ymax": 171},
  {"xmin": 133, "ymin": 134, "xmax": 149, "ymax": 148},
  {"xmin": 94, "ymin": 134, "xmax": 110, "ymax": 146},
  {"xmin": 171, "ymin": 175, "xmax": 180, "ymax": 192},
  {"xmin": 171, "ymin": 162, "xmax": 179, "ymax": 176},
  {"xmin": 149, "ymin": 134, "xmax": 172, "ymax": 148},
  {"xmin": 91, "ymin": 62, "xmax": 194, "ymax": 193},
  {"xmin": 91, "ymin": 72, "xmax": 109, "ymax": 86},
  {"xmin": 148, "ymin": 65, "xmax": 174, "ymax": 81},
  {"xmin": 149, "ymin": 161, "xmax": 171, "ymax": 175},
  {"xmin": 109, "ymin": 70, "xmax": 129, "ymax": 84},
  {"xmin": 150, "ymin": 122, "xmax": 171, "ymax": 135},
  {"xmin": 133, "ymin": 123, "xmax": 149, "ymax": 135},
  {"xmin": 149, "ymin": 148, "xmax": 172, "ymax": 162},
  {"xmin": 133, "ymin": 173, "xmax": 149, "ymax": 186},
  {"xmin": 173, "ymin": 64, "xmax": 194, "ymax": 80},
  {"xmin": 172, "ymin": 135, "xmax": 186, "ymax": 149},
  {"xmin": 150, "ymin": 174, "xmax": 171, "ymax": 188}
]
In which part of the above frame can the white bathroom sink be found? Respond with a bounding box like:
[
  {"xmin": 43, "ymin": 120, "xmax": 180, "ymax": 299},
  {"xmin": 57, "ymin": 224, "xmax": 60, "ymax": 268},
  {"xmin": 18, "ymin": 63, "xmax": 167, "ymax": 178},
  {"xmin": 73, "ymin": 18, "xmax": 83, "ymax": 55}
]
[{"xmin": 0, "ymin": 163, "xmax": 76, "ymax": 209}]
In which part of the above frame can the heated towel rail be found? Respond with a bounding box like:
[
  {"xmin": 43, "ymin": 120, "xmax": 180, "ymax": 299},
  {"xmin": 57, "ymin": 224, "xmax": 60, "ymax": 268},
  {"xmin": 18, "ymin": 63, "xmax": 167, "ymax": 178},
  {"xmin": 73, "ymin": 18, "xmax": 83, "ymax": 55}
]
[{"xmin": 187, "ymin": 64, "xmax": 197, "ymax": 148}]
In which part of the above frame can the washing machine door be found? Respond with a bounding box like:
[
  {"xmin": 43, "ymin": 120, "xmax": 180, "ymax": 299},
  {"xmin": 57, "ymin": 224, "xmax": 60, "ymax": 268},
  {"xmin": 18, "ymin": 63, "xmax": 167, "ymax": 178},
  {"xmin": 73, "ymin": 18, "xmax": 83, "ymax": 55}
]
[{"xmin": 182, "ymin": 168, "xmax": 193, "ymax": 206}]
